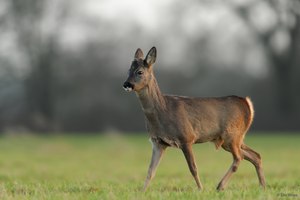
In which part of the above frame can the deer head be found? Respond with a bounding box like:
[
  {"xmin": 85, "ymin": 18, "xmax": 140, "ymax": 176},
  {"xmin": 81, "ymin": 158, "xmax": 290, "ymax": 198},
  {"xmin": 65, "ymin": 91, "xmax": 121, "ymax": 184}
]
[{"xmin": 123, "ymin": 47, "xmax": 157, "ymax": 92}]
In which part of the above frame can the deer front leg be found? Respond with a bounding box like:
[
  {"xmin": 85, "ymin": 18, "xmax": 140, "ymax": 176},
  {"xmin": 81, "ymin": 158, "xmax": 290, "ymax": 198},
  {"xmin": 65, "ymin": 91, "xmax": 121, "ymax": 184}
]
[
  {"xmin": 143, "ymin": 139, "xmax": 166, "ymax": 191},
  {"xmin": 182, "ymin": 144, "xmax": 203, "ymax": 190}
]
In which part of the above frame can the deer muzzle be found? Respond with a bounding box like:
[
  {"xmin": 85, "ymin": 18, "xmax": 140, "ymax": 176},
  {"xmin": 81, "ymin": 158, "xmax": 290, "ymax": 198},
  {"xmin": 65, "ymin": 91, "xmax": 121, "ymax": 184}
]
[{"xmin": 123, "ymin": 81, "xmax": 134, "ymax": 92}]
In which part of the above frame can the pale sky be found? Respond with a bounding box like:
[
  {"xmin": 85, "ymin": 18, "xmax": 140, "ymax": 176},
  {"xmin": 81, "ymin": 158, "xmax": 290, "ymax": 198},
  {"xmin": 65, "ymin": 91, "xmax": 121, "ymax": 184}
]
[{"xmin": 59, "ymin": 0, "xmax": 269, "ymax": 78}]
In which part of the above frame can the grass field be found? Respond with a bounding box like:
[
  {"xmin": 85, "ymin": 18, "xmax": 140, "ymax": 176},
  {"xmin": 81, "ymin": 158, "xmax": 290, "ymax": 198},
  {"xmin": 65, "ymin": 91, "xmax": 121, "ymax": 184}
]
[{"xmin": 0, "ymin": 133, "xmax": 299, "ymax": 200}]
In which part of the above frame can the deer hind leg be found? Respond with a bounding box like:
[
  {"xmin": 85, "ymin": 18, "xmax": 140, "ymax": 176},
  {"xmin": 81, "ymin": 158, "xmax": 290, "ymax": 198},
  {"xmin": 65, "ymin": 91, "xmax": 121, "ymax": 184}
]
[
  {"xmin": 182, "ymin": 144, "xmax": 203, "ymax": 190},
  {"xmin": 143, "ymin": 139, "xmax": 166, "ymax": 191},
  {"xmin": 214, "ymin": 137, "xmax": 224, "ymax": 150},
  {"xmin": 217, "ymin": 141, "xmax": 242, "ymax": 191},
  {"xmin": 241, "ymin": 144, "xmax": 266, "ymax": 188}
]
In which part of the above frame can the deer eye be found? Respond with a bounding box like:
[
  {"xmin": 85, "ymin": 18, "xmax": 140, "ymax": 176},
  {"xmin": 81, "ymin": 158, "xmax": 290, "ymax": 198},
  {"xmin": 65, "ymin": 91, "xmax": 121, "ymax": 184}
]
[{"xmin": 137, "ymin": 71, "xmax": 143, "ymax": 75}]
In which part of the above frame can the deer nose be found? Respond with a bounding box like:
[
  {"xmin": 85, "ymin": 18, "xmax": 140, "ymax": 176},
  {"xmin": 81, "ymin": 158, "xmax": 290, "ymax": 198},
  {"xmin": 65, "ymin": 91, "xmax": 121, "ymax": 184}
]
[{"xmin": 123, "ymin": 81, "xmax": 134, "ymax": 92}]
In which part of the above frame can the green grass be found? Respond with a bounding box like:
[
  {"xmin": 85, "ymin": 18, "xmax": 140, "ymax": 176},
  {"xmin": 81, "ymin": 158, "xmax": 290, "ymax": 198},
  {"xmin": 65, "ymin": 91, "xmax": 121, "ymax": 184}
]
[{"xmin": 0, "ymin": 133, "xmax": 299, "ymax": 199}]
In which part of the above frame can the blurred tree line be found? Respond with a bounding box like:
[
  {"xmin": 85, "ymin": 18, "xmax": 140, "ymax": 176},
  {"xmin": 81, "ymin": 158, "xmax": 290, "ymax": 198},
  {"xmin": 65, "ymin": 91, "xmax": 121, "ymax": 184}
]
[{"xmin": 0, "ymin": 0, "xmax": 299, "ymax": 133}]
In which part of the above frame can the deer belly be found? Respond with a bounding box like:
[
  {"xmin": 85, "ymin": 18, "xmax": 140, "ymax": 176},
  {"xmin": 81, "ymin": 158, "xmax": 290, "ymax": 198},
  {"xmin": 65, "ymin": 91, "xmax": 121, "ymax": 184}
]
[{"xmin": 151, "ymin": 136, "xmax": 180, "ymax": 148}]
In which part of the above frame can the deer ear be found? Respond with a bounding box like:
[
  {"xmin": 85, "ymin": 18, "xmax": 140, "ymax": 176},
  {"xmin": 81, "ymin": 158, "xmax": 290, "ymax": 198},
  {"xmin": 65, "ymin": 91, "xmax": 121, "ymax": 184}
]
[
  {"xmin": 145, "ymin": 47, "xmax": 157, "ymax": 66},
  {"xmin": 134, "ymin": 48, "xmax": 144, "ymax": 60}
]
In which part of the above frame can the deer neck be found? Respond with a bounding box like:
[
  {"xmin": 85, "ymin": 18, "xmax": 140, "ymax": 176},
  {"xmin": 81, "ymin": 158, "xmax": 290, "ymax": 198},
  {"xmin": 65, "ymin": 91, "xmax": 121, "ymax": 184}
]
[{"xmin": 136, "ymin": 76, "xmax": 166, "ymax": 114}]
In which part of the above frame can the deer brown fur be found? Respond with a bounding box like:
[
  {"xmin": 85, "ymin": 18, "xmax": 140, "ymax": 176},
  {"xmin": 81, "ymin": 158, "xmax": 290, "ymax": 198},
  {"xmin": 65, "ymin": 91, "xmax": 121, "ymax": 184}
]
[{"xmin": 123, "ymin": 47, "xmax": 266, "ymax": 191}]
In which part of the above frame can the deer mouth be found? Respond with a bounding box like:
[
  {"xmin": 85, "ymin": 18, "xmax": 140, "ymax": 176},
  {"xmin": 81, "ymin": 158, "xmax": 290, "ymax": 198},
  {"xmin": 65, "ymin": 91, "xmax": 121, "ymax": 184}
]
[
  {"xmin": 123, "ymin": 82, "xmax": 134, "ymax": 92},
  {"xmin": 123, "ymin": 87, "xmax": 133, "ymax": 92}
]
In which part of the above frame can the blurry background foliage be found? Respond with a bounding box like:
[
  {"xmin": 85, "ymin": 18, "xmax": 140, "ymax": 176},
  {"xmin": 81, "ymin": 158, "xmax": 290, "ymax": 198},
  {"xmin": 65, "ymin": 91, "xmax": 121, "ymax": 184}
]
[{"xmin": 0, "ymin": 0, "xmax": 300, "ymax": 133}]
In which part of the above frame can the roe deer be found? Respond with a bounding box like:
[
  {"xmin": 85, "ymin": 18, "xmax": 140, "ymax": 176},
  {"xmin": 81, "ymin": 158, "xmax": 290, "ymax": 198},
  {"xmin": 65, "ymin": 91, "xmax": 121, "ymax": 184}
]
[{"xmin": 123, "ymin": 47, "xmax": 266, "ymax": 191}]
